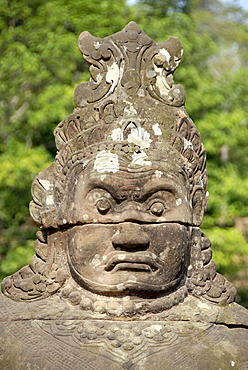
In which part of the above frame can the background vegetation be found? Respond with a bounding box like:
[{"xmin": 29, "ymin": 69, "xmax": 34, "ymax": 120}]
[{"xmin": 1, "ymin": 0, "xmax": 247, "ymax": 306}]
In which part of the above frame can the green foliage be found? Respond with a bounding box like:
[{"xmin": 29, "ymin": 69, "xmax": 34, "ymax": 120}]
[
  {"xmin": 0, "ymin": 139, "xmax": 52, "ymax": 280},
  {"xmin": 208, "ymin": 227, "xmax": 247, "ymax": 275},
  {"xmin": 0, "ymin": 241, "xmax": 35, "ymax": 280},
  {"xmin": 0, "ymin": 0, "xmax": 247, "ymax": 305}
]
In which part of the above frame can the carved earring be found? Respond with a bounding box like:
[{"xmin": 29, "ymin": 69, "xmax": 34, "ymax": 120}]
[{"xmin": 192, "ymin": 188, "xmax": 205, "ymax": 226}]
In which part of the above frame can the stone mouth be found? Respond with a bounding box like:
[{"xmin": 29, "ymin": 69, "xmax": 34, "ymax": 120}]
[{"xmin": 104, "ymin": 253, "xmax": 161, "ymax": 273}]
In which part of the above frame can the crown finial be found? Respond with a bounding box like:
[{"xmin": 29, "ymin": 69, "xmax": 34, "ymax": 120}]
[{"xmin": 74, "ymin": 22, "xmax": 185, "ymax": 107}]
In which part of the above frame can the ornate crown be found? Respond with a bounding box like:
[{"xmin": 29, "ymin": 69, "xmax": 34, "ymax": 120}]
[{"xmin": 29, "ymin": 22, "xmax": 207, "ymax": 229}]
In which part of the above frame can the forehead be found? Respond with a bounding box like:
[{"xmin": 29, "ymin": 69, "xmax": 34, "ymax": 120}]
[{"xmin": 81, "ymin": 162, "xmax": 188, "ymax": 194}]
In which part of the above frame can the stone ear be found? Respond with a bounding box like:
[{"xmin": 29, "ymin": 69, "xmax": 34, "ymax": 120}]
[{"xmin": 192, "ymin": 188, "xmax": 205, "ymax": 226}]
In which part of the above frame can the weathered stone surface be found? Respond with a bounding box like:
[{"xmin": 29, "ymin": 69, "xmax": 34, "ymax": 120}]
[{"xmin": 1, "ymin": 22, "xmax": 247, "ymax": 369}]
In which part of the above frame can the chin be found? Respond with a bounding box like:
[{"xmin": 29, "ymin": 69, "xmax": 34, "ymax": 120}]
[{"xmin": 70, "ymin": 266, "xmax": 184, "ymax": 297}]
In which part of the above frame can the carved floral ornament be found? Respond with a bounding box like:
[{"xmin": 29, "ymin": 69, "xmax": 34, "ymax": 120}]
[
  {"xmin": 2, "ymin": 22, "xmax": 236, "ymax": 313},
  {"xmin": 74, "ymin": 21, "xmax": 185, "ymax": 106}
]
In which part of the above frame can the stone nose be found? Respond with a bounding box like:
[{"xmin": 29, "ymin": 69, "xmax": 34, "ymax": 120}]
[
  {"xmin": 118, "ymin": 202, "xmax": 143, "ymax": 223},
  {"xmin": 112, "ymin": 222, "xmax": 150, "ymax": 251}
]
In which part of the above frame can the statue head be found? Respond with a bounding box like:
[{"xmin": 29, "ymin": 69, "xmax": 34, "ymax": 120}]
[{"xmin": 2, "ymin": 22, "xmax": 236, "ymax": 314}]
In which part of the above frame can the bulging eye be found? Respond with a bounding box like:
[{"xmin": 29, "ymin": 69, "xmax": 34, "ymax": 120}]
[
  {"xmin": 96, "ymin": 199, "xmax": 111, "ymax": 214},
  {"xmin": 150, "ymin": 201, "xmax": 165, "ymax": 216}
]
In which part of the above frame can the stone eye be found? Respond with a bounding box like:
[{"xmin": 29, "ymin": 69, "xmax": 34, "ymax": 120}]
[
  {"xmin": 150, "ymin": 201, "xmax": 165, "ymax": 216},
  {"xmin": 96, "ymin": 199, "xmax": 111, "ymax": 214}
]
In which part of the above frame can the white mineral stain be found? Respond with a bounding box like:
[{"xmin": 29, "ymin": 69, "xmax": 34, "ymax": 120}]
[
  {"xmin": 91, "ymin": 254, "xmax": 101, "ymax": 266},
  {"xmin": 94, "ymin": 150, "xmax": 119, "ymax": 173},
  {"xmin": 118, "ymin": 255, "xmax": 126, "ymax": 260},
  {"xmin": 127, "ymin": 127, "xmax": 152, "ymax": 149},
  {"xmin": 153, "ymin": 65, "xmax": 170, "ymax": 96},
  {"xmin": 94, "ymin": 41, "xmax": 101, "ymax": 49},
  {"xmin": 123, "ymin": 102, "xmax": 137, "ymax": 116},
  {"xmin": 183, "ymin": 138, "xmax": 193, "ymax": 150},
  {"xmin": 106, "ymin": 62, "xmax": 119, "ymax": 83},
  {"xmin": 123, "ymin": 296, "xmax": 130, "ymax": 301},
  {"xmin": 83, "ymin": 214, "xmax": 89, "ymax": 220},
  {"xmin": 154, "ymin": 170, "xmax": 163, "ymax": 178},
  {"xmin": 151, "ymin": 324, "xmax": 163, "ymax": 331},
  {"xmin": 128, "ymin": 275, "xmax": 137, "ymax": 282},
  {"xmin": 46, "ymin": 195, "xmax": 54, "ymax": 206},
  {"xmin": 146, "ymin": 70, "xmax": 157, "ymax": 79},
  {"xmin": 111, "ymin": 127, "xmax": 123, "ymax": 141},
  {"xmin": 159, "ymin": 217, "xmax": 166, "ymax": 222},
  {"xmin": 152, "ymin": 123, "xmax": 162, "ymax": 136},
  {"xmin": 197, "ymin": 301, "xmax": 211, "ymax": 310},
  {"xmin": 117, "ymin": 283, "xmax": 125, "ymax": 291},
  {"xmin": 159, "ymin": 48, "xmax": 171, "ymax": 63},
  {"xmin": 131, "ymin": 151, "xmax": 152, "ymax": 166},
  {"xmin": 96, "ymin": 73, "xmax": 102, "ymax": 84},
  {"xmin": 176, "ymin": 198, "xmax": 182, "ymax": 206},
  {"xmin": 39, "ymin": 179, "xmax": 51, "ymax": 191},
  {"xmin": 138, "ymin": 88, "xmax": 145, "ymax": 97},
  {"xmin": 106, "ymin": 62, "xmax": 119, "ymax": 94}
]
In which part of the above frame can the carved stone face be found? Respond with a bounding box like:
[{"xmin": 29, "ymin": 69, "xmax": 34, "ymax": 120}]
[{"xmin": 65, "ymin": 162, "xmax": 192, "ymax": 296}]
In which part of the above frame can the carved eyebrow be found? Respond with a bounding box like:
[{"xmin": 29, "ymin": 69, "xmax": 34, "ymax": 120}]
[
  {"xmin": 87, "ymin": 179, "xmax": 179, "ymax": 202},
  {"xmin": 88, "ymin": 182, "xmax": 116, "ymax": 199},
  {"xmin": 140, "ymin": 185, "xmax": 177, "ymax": 202}
]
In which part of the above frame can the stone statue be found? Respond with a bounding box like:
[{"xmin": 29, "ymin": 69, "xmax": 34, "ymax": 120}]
[{"xmin": 1, "ymin": 22, "xmax": 247, "ymax": 369}]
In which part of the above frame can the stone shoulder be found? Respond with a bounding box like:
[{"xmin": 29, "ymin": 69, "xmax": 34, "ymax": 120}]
[
  {"xmin": 216, "ymin": 302, "xmax": 248, "ymax": 327},
  {"xmin": 1, "ymin": 291, "xmax": 248, "ymax": 327}
]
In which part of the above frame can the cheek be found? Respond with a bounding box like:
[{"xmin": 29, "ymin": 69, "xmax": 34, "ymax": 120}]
[
  {"xmin": 67, "ymin": 225, "xmax": 114, "ymax": 268},
  {"xmin": 149, "ymin": 224, "xmax": 190, "ymax": 263},
  {"xmin": 158, "ymin": 244, "xmax": 186, "ymax": 271}
]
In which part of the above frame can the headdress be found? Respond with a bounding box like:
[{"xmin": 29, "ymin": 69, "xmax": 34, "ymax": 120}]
[{"xmin": 29, "ymin": 22, "xmax": 207, "ymax": 229}]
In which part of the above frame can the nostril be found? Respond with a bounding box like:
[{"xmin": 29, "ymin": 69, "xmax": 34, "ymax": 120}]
[
  {"xmin": 113, "ymin": 242, "xmax": 149, "ymax": 252},
  {"xmin": 112, "ymin": 222, "xmax": 150, "ymax": 251}
]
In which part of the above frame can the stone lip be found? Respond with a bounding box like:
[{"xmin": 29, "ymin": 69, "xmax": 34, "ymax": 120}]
[{"xmin": 103, "ymin": 251, "xmax": 162, "ymax": 273}]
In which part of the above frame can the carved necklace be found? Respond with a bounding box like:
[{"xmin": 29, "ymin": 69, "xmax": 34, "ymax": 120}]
[{"xmin": 59, "ymin": 280, "xmax": 188, "ymax": 317}]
